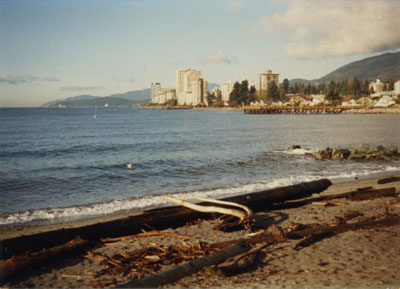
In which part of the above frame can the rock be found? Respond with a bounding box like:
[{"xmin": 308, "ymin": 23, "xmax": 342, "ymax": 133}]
[
  {"xmin": 388, "ymin": 146, "xmax": 398, "ymax": 154},
  {"xmin": 324, "ymin": 147, "xmax": 333, "ymax": 158},
  {"xmin": 331, "ymin": 148, "xmax": 351, "ymax": 160},
  {"xmin": 314, "ymin": 150, "xmax": 329, "ymax": 160},
  {"xmin": 289, "ymin": 145, "xmax": 301, "ymax": 151},
  {"xmin": 304, "ymin": 152, "xmax": 316, "ymax": 158},
  {"xmin": 376, "ymin": 145, "xmax": 386, "ymax": 152},
  {"xmin": 349, "ymin": 144, "xmax": 370, "ymax": 160},
  {"xmin": 349, "ymin": 153, "xmax": 367, "ymax": 160},
  {"xmin": 352, "ymin": 143, "xmax": 370, "ymax": 155}
]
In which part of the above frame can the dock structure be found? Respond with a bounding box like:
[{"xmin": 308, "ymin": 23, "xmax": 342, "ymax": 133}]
[{"xmin": 243, "ymin": 105, "xmax": 363, "ymax": 114}]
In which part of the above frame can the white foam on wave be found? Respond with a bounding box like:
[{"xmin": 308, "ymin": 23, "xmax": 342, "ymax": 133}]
[
  {"xmin": 1, "ymin": 165, "xmax": 399, "ymax": 226},
  {"xmin": 272, "ymin": 148, "xmax": 316, "ymax": 155}
]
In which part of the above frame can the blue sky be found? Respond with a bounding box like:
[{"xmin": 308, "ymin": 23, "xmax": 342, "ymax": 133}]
[{"xmin": 1, "ymin": 0, "xmax": 400, "ymax": 107}]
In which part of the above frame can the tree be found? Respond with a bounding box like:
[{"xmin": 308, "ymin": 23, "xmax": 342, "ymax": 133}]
[
  {"xmin": 229, "ymin": 82, "xmax": 241, "ymax": 107},
  {"xmin": 279, "ymin": 85, "xmax": 286, "ymax": 101},
  {"xmin": 249, "ymin": 85, "xmax": 256, "ymax": 104},
  {"xmin": 283, "ymin": 79, "xmax": 290, "ymax": 93},
  {"xmin": 266, "ymin": 81, "xmax": 279, "ymax": 101},
  {"xmin": 228, "ymin": 80, "xmax": 255, "ymax": 106},
  {"xmin": 326, "ymin": 80, "xmax": 340, "ymax": 101}
]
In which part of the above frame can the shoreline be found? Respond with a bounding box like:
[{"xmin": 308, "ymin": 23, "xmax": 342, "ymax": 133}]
[
  {"xmin": 3, "ymin": 173, "xmax": 400, "ymax": 288},
  {"xmin": 2, "ymin": 169, "xmax": 400, "ymax": 241}
]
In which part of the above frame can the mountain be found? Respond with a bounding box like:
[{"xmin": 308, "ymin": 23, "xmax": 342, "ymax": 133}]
[
  {"xmin": 208, "ymin": 83, "xmax": 219, "ymax": 90},
  {"xmin": 289, "ymin": 51, "xmax": 400, "ymax": 85},
  {"xmin": 41, "ymin": 95, "xmax": 98, "ymax": 107},
  {"xmin": 319, "ymin": 51, "xmax": 400, "ymax": 82},
  {"xmin": 42, "ymin": 89, "xmax": 150, "ymax": 107},
  {"xmin": 289, "ymin": 78, "xmax": 311, "ymax": 85}
]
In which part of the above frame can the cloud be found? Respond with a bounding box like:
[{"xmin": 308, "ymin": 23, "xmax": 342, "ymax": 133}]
[
  {"xmin": 60, "ymin": 86, "xmax": 102, "ymax": 92},
  {"xmin": 0, "ymin": 74, "xmax": 60, "ymax": 85},
  {"xmin": 228, "ymin": 0, "xmax": 242, "ymax": 11},
  {"xmin": 111, "ymin": 75, "xmax": 136, "ymax": 83},
  {"xmin": 258, "ymin": 0, "xmax": 400, "ymax": 58},
  {"xmin": 199, "ymin": 51, "xmax": 238, "ymax": 64}
]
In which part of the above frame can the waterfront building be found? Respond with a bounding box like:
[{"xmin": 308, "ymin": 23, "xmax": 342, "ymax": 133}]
[
  {"xmin": 151, "ymin": 82, "xmax": 161, "ymax": 104},
  {"xmin": 157, "ymin": 88, "xmax": 176, "ymax": 104},
  {"xmin": 369, "ymin": 79, "xmax": 385, "ymax": 94},
  {"xmin": 176, "ymin": 68, "xmax": 207, "ymax": 106},
  {"xmin": 257, "ymin": 69, "xmax": 279, "ymax": 99},
  {"xmin": 151, "ymin": 83, "xmax": 176, "ymax": 104},
  {"xmin": 394, "ymin": 80, "xmax": 400, "ymax": 95},
  {"xmin": 190, "ymin": 79, "xmax": 208, "ymax": 106},
  {"xmin": 221, "ymin": 80, "xmax": 234, "ymax": 103}
]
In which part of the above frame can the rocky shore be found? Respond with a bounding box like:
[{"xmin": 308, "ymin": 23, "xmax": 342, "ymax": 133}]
[{"xmin": 290, "ymin": 144, "xmax": 400, "ymax": 161}]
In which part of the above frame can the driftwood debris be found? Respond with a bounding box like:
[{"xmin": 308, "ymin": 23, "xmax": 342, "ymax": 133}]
[
  {"xmin": 333, "ymin": 211, "xmax": 362, "ymax": 224},
  {"xmin": 95, "ymin": 215, "xmax": 400, "ymax": 288},
  {"xmin": 118, "ymin": 242, "xmax": 252, "ymax": 288},
  {"xmin": 378, "ymin": 176, "xmax": 400, "ymax": 184},
  {"xmin": 346, "ymin": 187, "xmax": 396, "ymax": 201},
  {"xmin": 286, "ymin": 215, "xmax": 400, "ymax": 239},
  {"xmin": 101, "ymin": 230, "xmax": 196, "ymax": 243},
  {"xmin": 313, "ymin": 187, "xmax": 397, "ymax": 202},
  {"xmin": 118, "ymin": 227, "xmax": 287, "ymax": 289},
  {"xmin": 294, "ymin": 232, "xmax": 335, "ymax": 250},
  {"xmin": 163, "ymin": 195, "xmax": 254, "ymax": 231},
  {"xmin": 1, "ymin": 179, "xmax": 332, "ymax": 259},
  {"xmin": 0, "ymin": 237, "xmax": 88, "ymax": 281}
]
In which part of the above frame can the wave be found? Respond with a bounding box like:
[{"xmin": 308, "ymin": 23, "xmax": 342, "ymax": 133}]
[
  {"xmin": 1, "ymin": 165, "xmax": 399, "ymax": 227},
  {"xmin": 271, "ymin": 147, "xmax": 316, "ymax": 155}
]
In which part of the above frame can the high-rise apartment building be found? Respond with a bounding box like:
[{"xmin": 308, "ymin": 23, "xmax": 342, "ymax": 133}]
[
  {"xmin": 151, "ymin": 83, "xmax": 161, "ymax": 103},
  {"xmin": 176, "ymin": 68, "xmax": 207, "ymax": 106},
  {"xmin": 221, "ymin": 80, "xmax": 234, "ymax": 103},
  {"xmin": 257, "ymin": 69, "xmax": 279, "ymax": 99}
]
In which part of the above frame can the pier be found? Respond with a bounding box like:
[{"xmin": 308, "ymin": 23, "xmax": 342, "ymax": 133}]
[{"xmin": 243, "ymin": 105, "xmax": 364, "ymax": 114}]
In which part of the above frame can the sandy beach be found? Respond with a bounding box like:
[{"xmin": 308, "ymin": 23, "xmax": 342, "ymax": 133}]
[{"xmin": 1, "ymin": 174, "xmax": 400, "ymax": 288}]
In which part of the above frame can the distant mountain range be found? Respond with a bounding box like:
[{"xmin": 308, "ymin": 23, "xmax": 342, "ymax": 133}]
[
  {"xmin": 42, "ymin": 83, "xmax": 221, "ymax": 108},
  {"xmin": 42, "ymin": 89, "xmax": 151, "ymax": 108},
  {"xmin": 290, "ymin": 51, "xmax": 400, "ymax": 84}
]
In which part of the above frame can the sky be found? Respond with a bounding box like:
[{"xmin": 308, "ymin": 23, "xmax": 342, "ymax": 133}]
[{"xmin": 1, "ymin": 0, "xmax": 400, "ymax": 107}]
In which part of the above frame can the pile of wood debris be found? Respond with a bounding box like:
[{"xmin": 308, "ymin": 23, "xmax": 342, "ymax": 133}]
[{"xmin": 1, "ymin": 176, "xmax": 399, "ymax": 288}]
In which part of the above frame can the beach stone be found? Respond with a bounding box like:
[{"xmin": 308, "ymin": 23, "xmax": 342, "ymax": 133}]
[
  {"xmin": 289, "ymin": 145, "xmax": 301, "ymax": 151},
  {"xmin": 331, "ymin": 148, "xmax": 350, "ymax": 160},
  {"xmin": 324, "ymin": 147, "xmax": 333, "ymax": 158},
  {"xmin": 376, "ymin": 145, "xmax": 386, "ymax": 152},
  {"xmin": 314, "ymin": 150, "xmax": 329, "ymax": 160},
  {"xmin": 387, "ymin": 146, "xmax": 398, "ymax": 154},
  {"xmin": 304, "ymin": 152, "xmax": 315, "ymax": 158},
  {"xmin": 352, "ymin": 143, "xmax": 370, "ymax": 155},
  {"xmin": 349, "ymin": 144, "xmax": 370, "ymax": 160},
  {"xmin": 349, "ymin": 153, "xmax": 367, "ymax": 160}
]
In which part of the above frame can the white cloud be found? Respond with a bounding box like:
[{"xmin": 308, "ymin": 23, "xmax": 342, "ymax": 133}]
[
  {"xmin": 111, "ymin": 75, "xmax": 136, "ymax": 83},
  {"xmin": 0, "ymin": 74, "xmax": 60, "ymax": 85},
  {"xmin": 60, "ymin": 86, "xmax": 102, "ymax": 92},
  {"xmin": 259, "ymin": 0, "xmax": 400, "ymax": 58},
  {"xmin": 199, "ymin": 51, "xmax": 238, "ymax": 64},
  {"xmin": 228, "ymin": 0, "xmax": 242, "ymax": 11}
]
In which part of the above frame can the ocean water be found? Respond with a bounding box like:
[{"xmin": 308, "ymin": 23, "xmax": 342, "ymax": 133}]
[{"xmin": 0, "ymin": 108, "xmax": 399, "ymax": 226}]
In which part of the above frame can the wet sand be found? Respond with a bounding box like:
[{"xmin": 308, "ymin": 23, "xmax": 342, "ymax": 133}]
[{"xmin": 2, "ymin": 174, "xmax": 400, "ymax": 288}]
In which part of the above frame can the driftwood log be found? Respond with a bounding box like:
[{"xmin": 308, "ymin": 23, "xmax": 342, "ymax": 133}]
[
  {"xmin": 119, "ymin": 215, "xmax": 400, "ymax": 288},
  {"xmin": 378, "ymin": 176, "xmax": 400, "ymax": 184},
  {"xmin": 118, "ymin": 230, "xmax": 286, "ymax": 288},
  {"xmin": 0, "ymin": 237, "xmax": 88, "ymax": 281},
  {"xmin": 0, "ymin": 179, "xmax": 332, "ymax": 259}
]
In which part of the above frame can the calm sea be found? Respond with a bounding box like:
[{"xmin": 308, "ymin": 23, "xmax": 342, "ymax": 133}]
[{"xmin": 0, "ymin": 108, "xmax": 399, "ymax": 226}]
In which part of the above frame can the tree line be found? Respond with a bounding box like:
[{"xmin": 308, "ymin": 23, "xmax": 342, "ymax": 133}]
[{"xmin": 226, "ymin": 77, "xmax": 392, "ymax": 106}]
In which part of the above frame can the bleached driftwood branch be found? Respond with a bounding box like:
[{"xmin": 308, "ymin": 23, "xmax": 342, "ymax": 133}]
[
  {"xmin": 185, "ymin": 195, "xmax": 253, "ymax": 219},
  {"xmin": 162, "ymin": 195, "xmax": 251, "ymax": 222}
]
